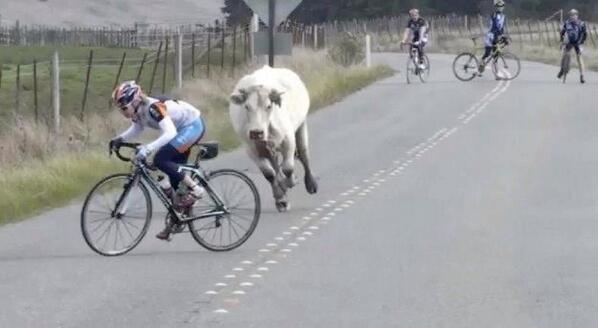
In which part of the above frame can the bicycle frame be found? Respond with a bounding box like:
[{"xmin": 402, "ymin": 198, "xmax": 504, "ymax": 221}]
[{"xmin": 113, "ymin": 161, "xmax": 228, "ymax": 225}]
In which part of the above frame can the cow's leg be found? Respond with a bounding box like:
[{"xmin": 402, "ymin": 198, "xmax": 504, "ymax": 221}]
[
  {"xmin": 280, "ymin": 135, "xmax": 298, "ymax": 190},
  {"xmin": 295, "ymin": 122, "xmax": 318, "ymax": 194},
  {"xmin": 247, "ymin": 150, "xmax": 287, "ymax": 210}
]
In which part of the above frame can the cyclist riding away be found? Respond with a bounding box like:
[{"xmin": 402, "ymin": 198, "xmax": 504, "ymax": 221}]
[
  {"xmin": 401, "ymin": 8, "xmax": 428, "ymax": 70},
  {"xmin": 109, "ymin": 81, "xmax": 206, "ymax": 241},
  {"xmin": 558, "ymin": 9, "xmax": 587, "ymax": 84},
  {"xmin": 479, "ymin": 0, "xmax": 507, "ymax": 74}
]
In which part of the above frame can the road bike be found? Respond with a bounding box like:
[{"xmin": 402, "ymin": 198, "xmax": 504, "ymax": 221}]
[
  {"xmin": 81, "ymin": 142, "xmax": 261, "ymax": 256},
  {"xmin": 452, "ymin": 36, "xmax": 521, "ymax": 82},
  {"xmin": 402, "ymin": 41, "xmax": 430, "ymax": 84}
]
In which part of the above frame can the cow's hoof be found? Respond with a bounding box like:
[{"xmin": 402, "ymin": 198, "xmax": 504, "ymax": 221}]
[
  {"xmin": 276, "ymin": 200, "xmax": 290, "ymax": 212},
  {"xmin": 305, "ymin": 176, "xmax": 318, "ymax": 194}
]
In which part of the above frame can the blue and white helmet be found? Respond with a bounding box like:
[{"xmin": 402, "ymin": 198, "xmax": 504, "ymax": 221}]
[{"xmin": 112, "ymin": 81, "xmax": 141, "ymax": 109}]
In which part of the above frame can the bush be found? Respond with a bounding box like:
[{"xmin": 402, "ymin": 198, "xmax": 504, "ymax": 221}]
[{"xmin": 328, "ymin": 32, "xmax": 365, "ymax": 67}]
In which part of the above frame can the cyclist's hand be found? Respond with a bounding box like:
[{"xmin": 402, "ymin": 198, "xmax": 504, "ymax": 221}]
[
  {"xmin": 109, "ymin": 137, "xmax": 123, "ymax": 155},
  {"xmin": 135, "ymin": 146, "xmax": 151, "ymax": 162}
]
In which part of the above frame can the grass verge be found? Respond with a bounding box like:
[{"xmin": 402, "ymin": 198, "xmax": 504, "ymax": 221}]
[{"xmin": 0, "ymin": 49, "xmax": 393, "ymax": 225}]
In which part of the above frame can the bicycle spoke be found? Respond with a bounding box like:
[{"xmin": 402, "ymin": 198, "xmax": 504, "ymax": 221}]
[
  {"xmin": 121, "ymin": 219, "xmax": 136, "ymax": 240},
  {"xmin": 89, "ymin": 217, "xmax": 112, "ymax": 234},
  {"xmin": 121, "ymin": 218, "xmax": 141, "ymax": 230}
]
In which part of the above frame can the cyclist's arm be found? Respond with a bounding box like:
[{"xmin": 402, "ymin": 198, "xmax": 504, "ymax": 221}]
[
  {"xmin": 560, "ymin": 24, "xmax": 566, "ymax": 43},
  {"xmin": 146, "ymin": 116, "xmax": 177, "ymax": 153},
  {"xmin": 118, "ymin": 122, "xmax": 144, "ymax": 141},
  {"xmin": 401, "ymin": 28, "xmax": 410, "ymax": 43},
  {"xmin": 144, "ymin": 103, "xmax": 177, "ymax": 153},
  {"xmin": 580, "ymin": 23, "xmax": 588, "ymax": 45}
]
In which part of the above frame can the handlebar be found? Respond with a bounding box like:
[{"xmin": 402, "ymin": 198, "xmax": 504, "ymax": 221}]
[{"xmin": 111, "ymin": 142, "xmax": 141, "ymax": 162}]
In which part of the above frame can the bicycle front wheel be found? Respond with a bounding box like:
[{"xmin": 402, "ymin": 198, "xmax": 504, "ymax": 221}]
[
  {"xmin": 406, "ymin": 56, "xmax": 415, "ymax": 84},
  {"xmin": 189, "ymin": 169, "xmax": 261, "ymax": 252},
  {"xmin": 81, "ymin": 174, "xmax": 152, "ymax": 256},
  {"xmin": 419, "ymin": 54, "xmax": 431, "ymax": 83},
  {"xmin": 453, "ymin": 52, "xmax": 479, "ymax": 82},
  {"xmin": 492, "ymin": 52, "xmax": 521, "ymax": 81}
]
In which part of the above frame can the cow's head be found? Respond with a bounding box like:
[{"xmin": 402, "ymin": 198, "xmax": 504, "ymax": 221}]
[{"xmin": 230, "ymin": 86, "xmax": 283, "ymax": 141}]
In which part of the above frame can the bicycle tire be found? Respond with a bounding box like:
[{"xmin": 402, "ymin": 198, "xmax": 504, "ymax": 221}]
[
  {"xmin": 81, "ymin": 173, "xmax": 152, "ymax": 256},
  {"xmin": 188, "ymin": 169, "xmax": 261, "ymax": 252},
  {"xmin": 453, "ymin": 52, "xmax": 479, "ymax": 82},
  {"xmin": 419, "ymin": 54, "xmax": 431, "ymax": 83},
  {"xmin": 492, "ymin": 52, "xmax": 521, "ymax": 81},
  {"xmin": 406, "ymin": 56, "xmax": 415, "ymax": 84}
]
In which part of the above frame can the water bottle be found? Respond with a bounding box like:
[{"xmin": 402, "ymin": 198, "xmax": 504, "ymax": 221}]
[{"xmin": 157, "ymin": 176, "xmax": 173, "ymax": 199}]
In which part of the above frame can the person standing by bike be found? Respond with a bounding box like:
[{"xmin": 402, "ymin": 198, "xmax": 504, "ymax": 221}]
[
  {"xmin": 558, "ymin": 9, "xmax": 587, "ymax": 84},
  {"xmin": 109, "ymin": 81, "xmax": 206, "ymax": 240},
  {"xmin": 401, "ymin": 8, "xmax": 428, "ymax": 70},
  {"xmin": 479, "ymin": 0, "xmax": 507, "ymax": 74}
]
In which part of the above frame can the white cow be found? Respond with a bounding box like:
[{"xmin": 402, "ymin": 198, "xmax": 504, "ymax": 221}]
[{"xmin": 229, "ymin": 65, "xmax": 318, "ymax": 212}]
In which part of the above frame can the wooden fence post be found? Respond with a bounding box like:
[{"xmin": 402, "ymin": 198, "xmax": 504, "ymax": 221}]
[
  {"xmin": 207, "ymin": 29, "xmax": 212, "ymax": 78},
  {"xmin": 220, "ymin": 26, "xmax": 226, "ymax": 70},
  {"xmin": 175, "ymin": 32, "xmax": 182, "ymax": 89},
  {"xmin": 15, "ymin": 64, "xmax": 20, "ymax": 116},
  {"xmin": 80, "ymin": 50, "xmax": 93, "ymax": 121},
  {"xmin": 33, "ymin": 60, "xmax": 38, "ymax": 123},
  {"xmin": 232, "ymin": 26, "xmax": 237, "ymax": 76},
  {"xmin": 148, "ymin": 41, "xmax": 163, "ymax": 95},
  {"xmin": 162, "ymin": 36, "xmax": 169, "ymax": 94},
  {"xmin": 52, "ymin": 51, "xmax": 60, "ymax": 133},
  {"xmin": 136, "ymin": 52, "xmax": 148, "ymax": 83},
  {"xmin": 191, "ymin": 33, "xmax": 196, "ymax": 78},
  {"xmin": 110, "ymin": 52, "xmax": 127, "ymax": 108}
]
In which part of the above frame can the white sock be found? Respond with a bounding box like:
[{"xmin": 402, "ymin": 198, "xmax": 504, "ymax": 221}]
[{"xmin": 191, "ymin": 184, "xmax": 204, "ymax": 197}]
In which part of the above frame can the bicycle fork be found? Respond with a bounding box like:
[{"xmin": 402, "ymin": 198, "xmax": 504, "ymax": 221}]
[{"xmin": 112, "ymin": 174, "xmax": 140, "ymax": 218}]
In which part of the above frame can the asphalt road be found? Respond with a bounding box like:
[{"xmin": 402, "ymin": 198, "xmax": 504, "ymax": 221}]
[{"xmin": 2, "ymin": 53, "xmax": 598, "ymax": 328}]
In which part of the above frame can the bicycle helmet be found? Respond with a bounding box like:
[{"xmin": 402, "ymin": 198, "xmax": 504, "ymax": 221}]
[
  {"xmin": 494, "ymin": 0, "xmax": 505, "ymax": 11},
  {"xmin": 569, "ymin": 9, "xmax": 579, "ymax": 17},
  {"xmin": 112, "ymin": 81, "xmax": 141, "ymax": 110}
]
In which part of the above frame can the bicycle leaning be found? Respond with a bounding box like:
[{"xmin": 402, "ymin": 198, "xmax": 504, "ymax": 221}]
[
  {"xmin": 402, "ymin": 41, "xmax": 430, "ymax": 84},
  {"xmin": 81, "ymin": 142, "xmax": 261, "ymax": 256},
  {"xmin": 452, "ymin": 36, "xmax": 521, "ymax": 82}
]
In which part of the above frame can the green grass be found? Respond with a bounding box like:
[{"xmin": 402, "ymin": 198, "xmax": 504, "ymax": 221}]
[
  {"xmin": 0, "ymin": 49, "xmax": 393, "ymax": 225},
  {"xmin": 0, "ymin": 151, "xmax": 128, "ymax": 222}
]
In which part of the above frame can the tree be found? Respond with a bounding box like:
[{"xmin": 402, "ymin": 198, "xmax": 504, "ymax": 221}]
[{"xmin": 221, "ymin": 0, "xmax": 252, "ymax": 26}]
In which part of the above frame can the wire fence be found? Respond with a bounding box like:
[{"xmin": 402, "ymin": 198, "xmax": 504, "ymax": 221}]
[{"xmin": 0, "ymin": 21, "xmax": 325, "ymax": 131}]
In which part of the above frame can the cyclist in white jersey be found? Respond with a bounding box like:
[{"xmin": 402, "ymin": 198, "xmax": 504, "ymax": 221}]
[{"xmin": 109, "ymin": 81, "xmax": 206, "ymax": 240}]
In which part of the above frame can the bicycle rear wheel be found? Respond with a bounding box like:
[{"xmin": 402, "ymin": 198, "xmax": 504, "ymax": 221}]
[
  {"xmin": 453, "ymin": 52, "xmax": 479, "ymax": 82},
  {"xmin": 492, "ymin": 52, "xmax": 521, "ymax": 81},
  {"xmin": 188, "ymin": 169, "xmax": 261, "ymax": 252},
  {"xmin": 81, "ymin": 174, "xmax": 152, "ymax": 256}
]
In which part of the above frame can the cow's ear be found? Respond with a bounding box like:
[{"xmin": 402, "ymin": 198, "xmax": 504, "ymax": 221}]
[
  {"xmin": 230, "ymin": 89, "xmax": 248, "ymax": 105},
  {"xmin": 269, "ymin": 90, "xmax": 283, "ymax": 107}
]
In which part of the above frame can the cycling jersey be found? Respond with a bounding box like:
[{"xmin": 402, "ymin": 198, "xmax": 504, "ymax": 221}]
[
  {"xmin": 485, "ymin": 12, "xmax": 506, "ymax": 48},
  {"xmin": 118, "ymin": 96, "xmax": 201, "ymax": 153},
  {"xmin": 134, "ymin": 97, "xmax": 200, "ymax": 130},
  {"xmin": 406, "ymin": 18, "xmax": 428, "ymax": 42},
  {"xmin": 489, "ymin": 12, "xmax": 506, "ymax": 37},
  {"xmin": 561, "ymin": 19, "xmax": 587, "ymax": 45}
]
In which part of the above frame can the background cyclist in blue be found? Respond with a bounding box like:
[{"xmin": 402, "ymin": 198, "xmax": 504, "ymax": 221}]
[
  {"xmin": 558, "ymin": 9, "xmax": 587, "ymax": 84},
  {"xmin": 479, "ymin": 0, "xmax": 507, "ymax": 74}
]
